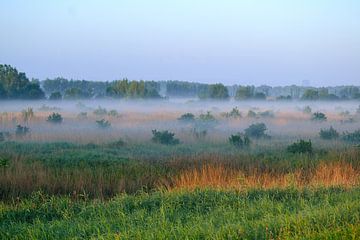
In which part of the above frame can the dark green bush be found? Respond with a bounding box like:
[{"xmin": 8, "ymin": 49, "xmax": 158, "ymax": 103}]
[
  {"xmin": 244, "ymin": 123, "xmax": 269, "ymax": 139},
  {"xmin": 96, "ymin": 119, "xmax": 111, "ymax": 129},
  {"xmin": 199, "ymin": 111, "xmax": 216, "ymax": 122},
  {"xmin": 312, "ymin": 112, "xmax": 327, "ymax": 121},
  {"xmin": 49, "ymin": 91, "xmax": 62, "ymax": 100},
  {"xmin": 229, "ymin": 133, "xmax": 250, "ymax": 148},
  {"xmin": 151, "ymin": 130, "xmax": 180, "ymax": 145},
  {"xmin": 319, "ymin": 126, "xmax": 339, "ymax": 140},
  {"xmin": 225, "ymin": 107, "xmax": 242, "ymax": 119},
  {"xmin": 178, "ymin": 113, "xmax": 195, "ymax": 122},
  {"xmin": 287, "ymin": 139, "xmax": 312, "ymax": 154},
  {"xmin": 93, "ymin": 106, "xmax": 107, "ymax": 116},
  {"xmin": 15, "ymin": 125, "xmax": 30, "ymax": 137},
  {"xmin": 47, "ymin": 112, "xmax": 63, "ymax": 124},
  {"xmin": 342, "ymin": 130, "xmax": 360, "ymax": 143}
]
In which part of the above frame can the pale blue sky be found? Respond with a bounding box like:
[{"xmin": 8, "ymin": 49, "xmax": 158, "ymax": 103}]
[{"xmin": 1, "ymin": 0, "xmax": 359, "ymax": 86}]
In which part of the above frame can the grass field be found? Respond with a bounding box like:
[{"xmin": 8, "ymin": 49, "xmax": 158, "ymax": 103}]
[{"xmin": 1, "ymin": 100, "xmax": 360, "ymax": 239}]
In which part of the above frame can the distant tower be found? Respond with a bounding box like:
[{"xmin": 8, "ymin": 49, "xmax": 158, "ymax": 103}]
[{"xmin": 302, "ymin": 80, "xmax": 310, "ymax": 87}]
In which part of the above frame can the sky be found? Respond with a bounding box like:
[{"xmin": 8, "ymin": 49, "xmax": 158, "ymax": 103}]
[{"xmin": 1, "ymin": 0, "xmax": 359, "ymax": 86}]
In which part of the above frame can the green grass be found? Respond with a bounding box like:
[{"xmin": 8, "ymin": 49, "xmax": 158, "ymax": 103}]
[{"xmin": 1, "ymin": 188, "xmax": 360, "ymax": 239}]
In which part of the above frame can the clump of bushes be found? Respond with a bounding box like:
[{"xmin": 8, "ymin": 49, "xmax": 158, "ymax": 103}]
[
  {"xmin": 312, "ymin": 112, "xmax": 327, "ymax": 121},
  {"xmin": 152, "ymin": 130, "xmax": 180, "ymax": 145},
  {"xmin": 108, "ymin": 110, "xmax": 119, "ymax": 117},
  {"xmin": 287, "ymin": 139, "xmax": 313, "ymax": 154},
  {"xmin": 199, "ymin": 111, "xmax": 216, "ymax": 122},
  {"xmin": 303, "ymin": 106, "xmax": 312, "ymax": 114},
  {"xmin": 15, "ymin": 125, "xmax": 30, "ymax": 137},
  {"xmin": 229, "ymin": 133, "xmax": 250, "ymax": 148},
  {"xmin": 47, "ymin": 112, "xmax": 63, "ymax": 124},
  {"xmin": 96, "ymin": 119, "xmax": 111, "ymax": 129},
  {"xmin": 178, "ymin": 113, "xmax": 195, "ymax": 122},
  {"xmin": 342, "ymin": 130, "xmax": 360, "ymax": 143},
  {"xmin": 93, "ymin": 106, "xmax": 107, "ymax": 116},
  {"xmin": 319, "ymin": 126, "xmax": 339, "ymax": 140},
  {"xmin": 49, "ymin": 92, "xmax": 62, "ymax": 100},
  {"xmin": 247, "ymin": 110, "xmax": 257, "ymax": 118},
  {"xmin": 107, "ymin": 138, "xmax": 126, "ymax": 148},
  {"xmin": 244, "ymin": 123, "xmax": 269, "ymax": 139},
  {"xmin": 225, "ymin": 107, "xmax": 242, "ymax": 119}
]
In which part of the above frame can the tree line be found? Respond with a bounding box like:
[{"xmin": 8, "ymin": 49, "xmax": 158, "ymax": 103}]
[{"xmin": 1, "ymin": 64, "xmax": 360, "ymax": 100}]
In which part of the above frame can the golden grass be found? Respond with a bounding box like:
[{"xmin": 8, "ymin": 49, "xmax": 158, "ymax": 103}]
[{"xmin": 169, "ymin": 161, "xmax": 360, "ymax": 190}]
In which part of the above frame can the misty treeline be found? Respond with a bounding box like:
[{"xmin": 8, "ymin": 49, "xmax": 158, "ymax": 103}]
[{"xmin": 1, "ymin": 64, "xmax": 360, "ymax": 100}]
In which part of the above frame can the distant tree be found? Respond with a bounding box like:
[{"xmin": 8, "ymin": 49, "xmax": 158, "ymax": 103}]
[
  {"xmin": 301, "ymin": 89, "xmax": 319, "ymax": 100},
  {"xmin": 235, "ymin": 86, "xmax": 254, "ymax": 100},
  {"xmin": 253, "ymin": 92, "xmax": 266, "ymax": 100},
  {"xmin": 47, "ymin": 113, "xmax": 63, "ymax": 124},
  {"xmin": 178, "ymin": 113, "xmax": 195, "ymax": 122},
  {"xmin": 0, "ymin": 64, "xmax": 44, "ymax": 99},
  {"xmin": 229, "ymin": 133, "xmax": 250, "ymax": 148},
  {"xmin": 64, "ymin": 88, "xmax": 92, "ymax": 99},
  {"xmin": 49, "ymin": 92, "xmax": 62, "ymax": 100},
  {"xmin": 199, "ymin": 83, "xmax": 229, "ymax": 99},
  {"xmin": 151, "ymin": 130, "xmax": 180, "ymax": 145}
]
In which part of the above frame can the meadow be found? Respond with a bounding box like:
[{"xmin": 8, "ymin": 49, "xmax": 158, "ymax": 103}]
[{"xmin": 1, "ymin": 99, "xmax": 360, "ymax": 239}]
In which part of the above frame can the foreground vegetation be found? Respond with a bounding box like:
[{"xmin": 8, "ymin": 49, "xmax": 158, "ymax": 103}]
[{"xmin": 2, "ymin": 188, "xmax": 360, "ymax": 239}]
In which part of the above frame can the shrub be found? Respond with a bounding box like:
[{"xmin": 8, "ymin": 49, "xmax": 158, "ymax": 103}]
[
  {"xmin": 244, "ymin": 123, "xmax": 269, "ymax": 139},
  {"xmin": 342, "ymin": 130, "xmax": 360, "ymax": 143},
  {"xmin": 258, "ymin": 110, "xmax": 274, "ymax": 118},
  {"xmin": 151, "ymin": 130, "xmax": 180, "ymax": 145},
  {"xmin": 107, "ymin": 138, "xmax": 126, "ymax": 148},
  {"xmin": 96, "ymin": 119, "xmax": 111, "ymax": 129},
  {"xmin": 108, "ymin": 110, "xmax": 119, "ymax": 117},
  {"xmin": 0, "ymin": 156, "xmax": 9, "ymax": 168},
  {"xmin": 47, "ymin": 112, "xmax": 63, "ymax": 124},
  {"xmin": 225, "ymin": 107, "xmax": 242, "ymax": 119},
  {"xmin": 229, "ymin": 133, "xmax": 250, "ymax": 148},
  {"xmin": 199, "ymin": 111, "xmax": 216, "ymax": 122},
  {"xmin": 178, "ymin": 113, "xmax": 195, "ymax": 122},
  {"xmin": 93, "ymin": 106, "xmax": 107, "ymax": 116},
  {"xmin": 287, "ymin": 139, "xmax": 313, "ymax": 154},
  {"xmin": 21, "ymin": 107, "xmax": 34, "ymax": 122},
  {"xmin": 191, "ymin": 128, "xmax": 207, "ymax": 140},
  {"xmin": 319, "ymin": 126, "xmax": 339, "ymax": 140},
  {"xmin": 303, "ymin": 106, "xmax": 312, "ymax": 114},
  {"xmin": 15, "ymin": 125, "xmax": 30, "ymax": 137},
  {"xmin": 312, "ymin": 112, "xmax": 327, "ymax": 121},
  {"xmin": 247, "ymin": 110, "xmax": 257, "ymax": 118}
]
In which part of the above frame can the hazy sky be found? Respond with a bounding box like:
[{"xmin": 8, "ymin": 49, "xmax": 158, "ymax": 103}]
[{"xmin": 1, "ymin": 0, "xmax": 359, "ymax": 86}]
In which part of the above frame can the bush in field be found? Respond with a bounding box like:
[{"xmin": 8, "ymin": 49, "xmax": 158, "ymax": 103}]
[
  {"xmin": 312, "ymin": 112, "xmax": 327, "ymax": 121},
  {"xmin": 178, "ymin": 113, "xmax": 195, "ymax": 122},
  {"xmin": 15, "ymin": 125, "xmax": 30, "ymax": 137},
  {"xmin": 258, "ymin": 110, "xmax": 274, "ymax": 118},
  {"xmin": 287, "ymin": 139, "xmax": 313, "ymax": 154},
  {"xmin": 96, "ymin": 119, "xmax": 111, "ymax": 129},
  {"xmin": 47, "ymin": 112, "xmax": 63, "ymax": 124},
  {"xmin": 93, "ymin": 106, "xmax": 107, "ymax": 116},
  {"xmin": 108, "ymin": 110, "xmax": 119, "ymax": 117},
  {"xmin": 225, "ymin": 107, "xmax": 242, "ymax": 119},
  {"xmin": 199, "ymin": 111, "xmax": 216, "ymax": 122},
  {"xmin": 21, "ymin": 107, "xmax": 34, "ymax": 122},
  {"xmin": 107, "ymin": 138, "xmax": 126, "ymax": 148},
  {"xmin": 342, "ymin": 130, "xmax": 360, "ymax": 143},
  {"xmin": 303, "ymin": 106, "xmax": 312, "ymax": 114},
  {"xmin": 229, "ymin": 133, "xmax": 250, "ymax": 148},
  {"xmin": 319, "ymin": 126, "xmax": 339, "ymax": 140},
  {"xmin": 247, "ymin": 110, "xmax": 257, "ymax": 118},
  {"xmin": 244, "ymin": 123, "xmax": 269, "ymax": 139},
  {"xmin": 191, "ymin": 128, "xmax": 207, "ymax": 140},
  {"xmin": 152, "ymin": 130, "xmax": 180, "ymax": 145},
  {"xmin": 0, "ymin": 156, "xmax": 9, "ymax": 168}
]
